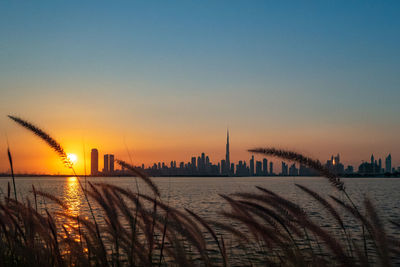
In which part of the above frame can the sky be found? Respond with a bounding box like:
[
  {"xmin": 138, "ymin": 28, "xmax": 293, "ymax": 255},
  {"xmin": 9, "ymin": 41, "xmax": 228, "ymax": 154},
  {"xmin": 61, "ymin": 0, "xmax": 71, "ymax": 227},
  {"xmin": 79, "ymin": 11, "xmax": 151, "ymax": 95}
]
[{"xmin": 0, "ymin": 1, "xmax": 399, "ymax": 174}]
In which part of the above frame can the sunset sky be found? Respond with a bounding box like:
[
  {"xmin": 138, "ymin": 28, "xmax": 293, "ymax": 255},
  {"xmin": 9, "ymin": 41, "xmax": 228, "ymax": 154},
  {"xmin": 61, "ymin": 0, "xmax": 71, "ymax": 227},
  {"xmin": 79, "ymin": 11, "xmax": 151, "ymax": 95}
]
[{"xmin": 1, "ymin": 1, "xmax": 399, "ymax": 174}]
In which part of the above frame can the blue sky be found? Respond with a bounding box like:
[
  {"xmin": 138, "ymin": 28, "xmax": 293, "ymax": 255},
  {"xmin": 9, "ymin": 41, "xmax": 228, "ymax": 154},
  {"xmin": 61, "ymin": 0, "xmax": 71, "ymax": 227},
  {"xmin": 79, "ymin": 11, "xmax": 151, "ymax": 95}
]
[{"xmin": 1, "ymin": 1, "xmax": 399, "ymax": 172}]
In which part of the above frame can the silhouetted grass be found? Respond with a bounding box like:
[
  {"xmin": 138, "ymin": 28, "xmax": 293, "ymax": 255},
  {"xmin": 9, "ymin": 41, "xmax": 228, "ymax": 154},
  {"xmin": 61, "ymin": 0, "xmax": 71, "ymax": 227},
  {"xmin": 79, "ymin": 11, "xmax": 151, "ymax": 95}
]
[
  {"xmin": 2, "ymin": 116, "xmax": 399, "ymax": 266},
  {"xmin": 7, "ymin": 147, "xmax": 17, "ymax": 201},
  {"xmin": 8, "ymin": 115, "xmax": 72, "ymax": 168}
]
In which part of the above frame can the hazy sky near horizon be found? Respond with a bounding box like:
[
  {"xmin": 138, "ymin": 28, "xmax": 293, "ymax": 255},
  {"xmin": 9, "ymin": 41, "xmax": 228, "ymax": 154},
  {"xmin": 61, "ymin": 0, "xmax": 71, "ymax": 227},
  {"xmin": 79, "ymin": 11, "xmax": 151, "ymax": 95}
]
[{"xmin": 1, "ymin": 1, "xmax": 399, "ymax": 174}]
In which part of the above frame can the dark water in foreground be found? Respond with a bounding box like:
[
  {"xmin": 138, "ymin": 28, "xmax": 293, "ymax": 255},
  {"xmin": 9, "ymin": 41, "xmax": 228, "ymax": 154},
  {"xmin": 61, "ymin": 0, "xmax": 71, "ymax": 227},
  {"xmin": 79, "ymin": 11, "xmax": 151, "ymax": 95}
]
[
  {"xmin": 1, "ymin": 176, "xmax": 400, "ymax": 234},
  {"xmin": 1, "ymin": 176, "xmax": 400, "ymax": 264},
  {"xmin": 0, "ymin": 177, "xmax": 400, "ymax": 237}
]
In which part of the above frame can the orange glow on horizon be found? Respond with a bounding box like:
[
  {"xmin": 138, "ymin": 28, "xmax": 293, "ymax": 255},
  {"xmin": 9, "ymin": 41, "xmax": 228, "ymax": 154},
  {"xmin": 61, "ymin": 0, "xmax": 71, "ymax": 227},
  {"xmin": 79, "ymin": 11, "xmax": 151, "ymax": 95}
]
[{"xmin": 1, "ymin": 119, "xmax": 399, "ymax": 174}]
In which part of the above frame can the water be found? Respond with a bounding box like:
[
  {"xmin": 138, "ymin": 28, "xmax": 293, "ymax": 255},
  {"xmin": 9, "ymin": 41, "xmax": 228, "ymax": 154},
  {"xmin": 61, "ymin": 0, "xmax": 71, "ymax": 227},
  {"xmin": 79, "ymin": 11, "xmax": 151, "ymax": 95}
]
[
  {"xmin": 2, "ymin": 176, "xmax": 399, "ymax": 222},
  {"xmin": 1, "ymin": 176, "xmax": 400, "ymax": 263}
]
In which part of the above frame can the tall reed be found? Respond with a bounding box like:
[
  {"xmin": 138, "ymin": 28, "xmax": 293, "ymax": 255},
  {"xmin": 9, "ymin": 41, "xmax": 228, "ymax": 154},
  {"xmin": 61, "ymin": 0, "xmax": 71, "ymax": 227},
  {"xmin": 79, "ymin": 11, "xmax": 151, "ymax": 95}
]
[
  {"xmin": 7, "ymin": 147, "xmax": 17, "ymax": 201},
  {"xmin": 8, "ymin": 115, "xmax": 72, "ymax": 168}
]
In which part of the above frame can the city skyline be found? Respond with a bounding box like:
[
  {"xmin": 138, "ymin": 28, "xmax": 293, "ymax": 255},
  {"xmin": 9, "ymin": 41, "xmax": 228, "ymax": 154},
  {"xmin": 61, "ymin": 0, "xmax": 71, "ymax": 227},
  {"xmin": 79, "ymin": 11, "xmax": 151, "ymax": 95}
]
[
  {"xmin": 84, "ymin": 130, "xmax": 398, "ymax": 177},
  {"xmin": 1, "ymin": 124, "xmax": 399, "ymax": 175}
]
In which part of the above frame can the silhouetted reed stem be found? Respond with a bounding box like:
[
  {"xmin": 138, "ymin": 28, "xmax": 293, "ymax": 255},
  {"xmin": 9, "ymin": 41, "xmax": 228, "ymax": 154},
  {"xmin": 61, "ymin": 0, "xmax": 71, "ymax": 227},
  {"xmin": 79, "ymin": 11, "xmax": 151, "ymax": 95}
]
[
  {"xmin": 32, "ymin": 185, "xmax": 38, "ymax": 212},
  {"xmin": 7, "ymin": 148, "xmax": 17, "ymax": 201},
  {"xmin": 158, "ymin": 210, "xmax": 169, "ymax": 267}
]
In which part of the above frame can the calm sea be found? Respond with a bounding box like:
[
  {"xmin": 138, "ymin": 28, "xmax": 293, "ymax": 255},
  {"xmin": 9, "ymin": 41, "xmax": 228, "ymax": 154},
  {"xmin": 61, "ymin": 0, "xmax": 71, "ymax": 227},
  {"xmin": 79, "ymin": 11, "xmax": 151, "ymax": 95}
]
[{"xmin": 1, "ymin": 176, "xmax": 400, "ymax": 242}]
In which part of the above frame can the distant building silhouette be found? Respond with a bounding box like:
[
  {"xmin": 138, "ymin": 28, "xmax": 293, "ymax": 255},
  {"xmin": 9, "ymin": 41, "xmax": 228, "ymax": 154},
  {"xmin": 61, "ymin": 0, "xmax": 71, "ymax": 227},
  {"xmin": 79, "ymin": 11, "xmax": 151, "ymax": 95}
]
[
  {"xmin": 191, "ymin": 157, "xmax": 196, "ymax": 172},
  {"xmin": 262, "ymin": 158, "xmax": 268, "ymax": 175},
  {"xmin": 326, "ymin": 154, "xmax": 344, "ymax": 175},
  {"xmin": 345, "ymin": 165, "xmax": 354, "ymax": 174},
  {"xmin": 226, "ymin": 129, "xmax": 230, "ymax": 175},
  {"xmin": 221, "ymin": 159, "xmax": 226, "ymax": 174},
  {"xmin": 250, "ymin": 155, "xmax": 255, "ymax": 176},
  {"xmin": 110, "ymin": 154, "xmax": 114, "ymax": 172},
  {"xmin": 289, "ymin": 163, "xmax": 298, "ymax": 176},
  {"xmin": 91, "ymin": 149, "xmax": 98, "ymax": 176},
  {"xmin": 299, "ymin": 164, "xmax": 319, "ymax": 176},
  {"xmin": 255, "ymin": 161, "xmax": 262, "ymax": 176},
  {"xmin": 281, "ymin": 162, "xmax": 288, "ymax": 176},
  {"xmin": 269, "ymin": 162, "xmax": 274, "ymax": 175},
  {"xmin": 103, "ymin": 154, "xmax": 109, "ymax": 173},
  {"xmin": 385, "ymin": 154, "xmax": 392, "ymax": 173},
  {"xmin": 358, "ymin": 161, "xmax": 380, "ymax": 175},
  {"xmin": 103, "ymin": 154, "xmax": 114, "ymax": 173}
]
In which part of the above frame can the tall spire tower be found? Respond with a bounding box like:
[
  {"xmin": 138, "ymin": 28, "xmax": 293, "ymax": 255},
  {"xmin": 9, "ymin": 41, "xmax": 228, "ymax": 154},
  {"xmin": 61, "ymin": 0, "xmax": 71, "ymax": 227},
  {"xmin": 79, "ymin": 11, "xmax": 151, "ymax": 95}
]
[{"xmin": 226, "ymin": 129, "xmax": 230, "ymax": 174}]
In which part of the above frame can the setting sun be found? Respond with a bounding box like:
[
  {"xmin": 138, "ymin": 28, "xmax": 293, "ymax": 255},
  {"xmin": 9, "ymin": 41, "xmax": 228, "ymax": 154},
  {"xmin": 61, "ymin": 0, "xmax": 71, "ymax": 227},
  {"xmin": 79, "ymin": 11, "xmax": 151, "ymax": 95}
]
[{"xmin": 67, "ymin": 153, "xmax": 78, "ymax": 165}]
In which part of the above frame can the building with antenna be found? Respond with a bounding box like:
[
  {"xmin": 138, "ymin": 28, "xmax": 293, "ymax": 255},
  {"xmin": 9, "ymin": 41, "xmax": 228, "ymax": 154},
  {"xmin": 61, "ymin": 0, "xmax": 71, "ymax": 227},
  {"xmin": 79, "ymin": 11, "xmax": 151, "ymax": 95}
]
[{"xmin": 225, "ymin": 129, "xmax": 230, "ymax": 175}]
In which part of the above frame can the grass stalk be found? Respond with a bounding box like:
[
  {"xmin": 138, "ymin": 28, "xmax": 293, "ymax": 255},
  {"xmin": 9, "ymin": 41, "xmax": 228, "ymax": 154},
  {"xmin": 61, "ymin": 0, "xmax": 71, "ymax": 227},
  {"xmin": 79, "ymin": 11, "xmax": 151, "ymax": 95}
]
[{"xmin": 7, "ymin": 148, "xmax": 17, "ymax": 201}]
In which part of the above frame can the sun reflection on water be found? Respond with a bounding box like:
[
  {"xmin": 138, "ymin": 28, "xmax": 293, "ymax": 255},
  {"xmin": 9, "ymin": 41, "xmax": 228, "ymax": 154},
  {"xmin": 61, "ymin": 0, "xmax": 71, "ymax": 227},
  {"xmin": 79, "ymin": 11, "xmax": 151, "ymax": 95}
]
[
  {"xmin": 62, "ymin": 176, "xmax": 82, "ymax": 242},
  {"xmin": 65, "ymin": 176, "xmax": 81, "ymax": 216}
]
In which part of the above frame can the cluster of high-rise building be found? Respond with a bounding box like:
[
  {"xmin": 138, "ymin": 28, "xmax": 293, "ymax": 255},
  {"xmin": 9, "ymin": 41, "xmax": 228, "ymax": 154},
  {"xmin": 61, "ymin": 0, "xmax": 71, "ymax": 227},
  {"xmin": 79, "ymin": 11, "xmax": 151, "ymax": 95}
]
[
  {"xmin": 90, "ymin": 149, "xmax": 118, "ymax": 176},
  {"xmin": 278, "ymin": 153, "xmax": 396, "ymax": 176},
  {"xmin": 357, "ymin": 154, "xmax": 394, "ymax": 175},
  {"xmin": 90, "ymin": 131, "xmax": 398, "ymax": 177},
  {"xmin": 89, "ymin": 130, "xmax": 276, "ymax": 176}
]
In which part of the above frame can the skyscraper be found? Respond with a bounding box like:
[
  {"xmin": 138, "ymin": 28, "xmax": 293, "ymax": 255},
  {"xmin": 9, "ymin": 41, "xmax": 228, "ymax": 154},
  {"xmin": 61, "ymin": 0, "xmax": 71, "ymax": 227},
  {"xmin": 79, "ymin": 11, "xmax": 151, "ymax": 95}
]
[
  {"xmin": 289, "ymin": 163, "xmax": 298, "ymax": 176},
  {"xmin": 91, "ymin": 148, "xmax": 98, "ymax": 176},
  {"xmin": 103, "ymin": 154, "xmax": 114, "ymax": 173},
  {"xmin": 263, "ymin": 158, "xmax": 268, "ymax": 176},
  {"xmin": 104, "ymin": 154, "xmax": 109, "ymax": 173},
  {"xmin": 200, "ymin": 153, "xmax": 205, "ymax": 172},
  {"xmin": 385, "ymin": 154, "xmax": 392, "ymax": 173},
  {"xmin": 225, "ymin": 129, "xmax": 230, "ymax": 175},
  {"xmin": 250, "ymin": 155, "xmax": 255, "ymax": 176},
  {"xmin": 255, "ymin": 161, "xmax": 262, "ymax": 176},
  {"xmin": 281, "ymin": 162, "xmax": 288, "ymax": 176},
  {"xmin": 221, "ymin": 160, "xmax": 226, "ymax": 174},
  {"xmin": 197, "ymin": 156, "xmax": 201, "ymax": 171},
  {"xmin": 191, "ymin": 157, "xmax": 196, "ymax": 170},
  {"xmin": 109, "ymin": 154, "xmax": 114, "ymax": 172}
]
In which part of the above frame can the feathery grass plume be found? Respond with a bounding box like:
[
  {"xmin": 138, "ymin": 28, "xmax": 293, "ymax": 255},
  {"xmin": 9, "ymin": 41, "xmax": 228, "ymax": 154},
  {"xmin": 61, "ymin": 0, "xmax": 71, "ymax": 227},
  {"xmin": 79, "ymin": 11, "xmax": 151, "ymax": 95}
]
[
  {"xmin": 116, "ymin": 159, "xmax": 160, "ymax": 197},
  {"xmin": 220, "ymin": 194, "xmax": 283, "ymax": 249},
  {"xmin": 295, "ymin": 184, "xmax": 345, "ymax": 229},
  {"xmin": 185, "ymin": 208, "xmax": 227, "ymax": 267},
  {"xmin": 330, "ymin": 195, "xmax": 376, "ymax": 262},
  {"xmin": 364, "ymin": 198, "xmax": 390, "ymax": 266},
  {"xmin": 295, "ymin": 184, "xmax": 354, "ymax": 256},
  {"xmin": 32, "ymin": 190, "xmax": 69, "ymax": 210},
  {"xmin": 32, "ymin": 185, "xmax": 38, "ymax": 212},
  {"xmin": 7, "ymin": 115, "xmax": 72, "ymax": 168},
  {"xmin": 249, "ymin": 147, "xmax": 344, "ymax": 190},
  {"xmin": 236, "ymin": 199, "xmax": 300, "ymax": 246},
  {"xmin": 158, "ymin": 210, "xmax": 169, "ymax": 267},
  {"xmin": 206, "ymin": 220, "xmax": 250, "ymax": 243},
  {"xmin": 227, "ymin": 189, "xmax": 354, "ymax": 265}
]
